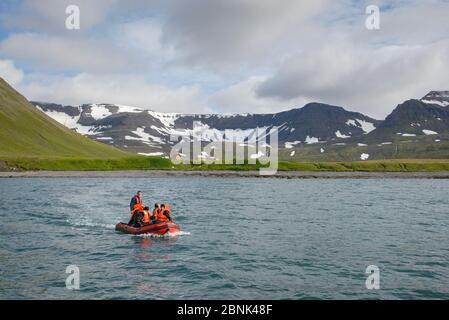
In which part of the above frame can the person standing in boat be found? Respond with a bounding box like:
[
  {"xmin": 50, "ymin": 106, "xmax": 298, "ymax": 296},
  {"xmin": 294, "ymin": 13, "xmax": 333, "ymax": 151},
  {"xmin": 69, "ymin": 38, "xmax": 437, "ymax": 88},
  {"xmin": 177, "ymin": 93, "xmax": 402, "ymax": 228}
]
[{"xmin": 128, "ymin": 191, "xmax": 144, "ymax": 226}]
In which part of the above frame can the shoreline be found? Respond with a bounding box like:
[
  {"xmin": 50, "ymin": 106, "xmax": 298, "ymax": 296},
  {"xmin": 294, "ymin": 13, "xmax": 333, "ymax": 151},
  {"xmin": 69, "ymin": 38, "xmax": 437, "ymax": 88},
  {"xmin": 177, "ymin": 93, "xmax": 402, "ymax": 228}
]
[{"xmin": 2, "ymin": 170, "xmax": 449, "ymax": 179}]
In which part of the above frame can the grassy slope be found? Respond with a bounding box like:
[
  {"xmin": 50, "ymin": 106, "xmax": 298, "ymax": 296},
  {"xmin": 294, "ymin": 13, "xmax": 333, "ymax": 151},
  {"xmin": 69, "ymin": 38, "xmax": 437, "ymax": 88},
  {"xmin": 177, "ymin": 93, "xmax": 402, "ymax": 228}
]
[{"xmin": 0, "ymin": 78, "xmax": 133, "ymax": 158}]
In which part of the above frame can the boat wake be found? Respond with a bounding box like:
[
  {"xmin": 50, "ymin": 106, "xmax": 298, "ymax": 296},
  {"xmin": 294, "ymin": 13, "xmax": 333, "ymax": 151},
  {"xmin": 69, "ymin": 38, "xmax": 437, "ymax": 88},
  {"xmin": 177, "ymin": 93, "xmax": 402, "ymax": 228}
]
[{"xmin": 68, "ymin": 219, "xmax": 116, "ymax": 230}]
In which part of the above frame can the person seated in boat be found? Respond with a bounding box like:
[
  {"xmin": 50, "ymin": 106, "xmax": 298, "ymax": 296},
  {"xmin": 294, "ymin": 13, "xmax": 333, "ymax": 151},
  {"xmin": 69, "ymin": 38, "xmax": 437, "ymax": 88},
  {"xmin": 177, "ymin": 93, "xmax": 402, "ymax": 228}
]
[
  {"xmin": 158, "ymin": 203, "xmax": 173, "ymax": 222},
  {"xmin": 128, "ymin": 191, "xmax": 144, "ymax": 227},
  {"xmin": 141, "ymin": 206, "xmax": 151, "ymax": 226},
  {"xmin": 152, "ymin": 203, "xmax": 161, "ymax": 221}
]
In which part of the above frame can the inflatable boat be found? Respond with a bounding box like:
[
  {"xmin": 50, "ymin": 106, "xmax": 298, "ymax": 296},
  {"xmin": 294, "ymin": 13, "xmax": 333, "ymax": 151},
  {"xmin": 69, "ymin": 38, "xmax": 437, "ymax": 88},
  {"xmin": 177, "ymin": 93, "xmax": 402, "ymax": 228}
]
[{"xmin": 115, "ymin": 221, "xmax": 180, "ymax": 235}]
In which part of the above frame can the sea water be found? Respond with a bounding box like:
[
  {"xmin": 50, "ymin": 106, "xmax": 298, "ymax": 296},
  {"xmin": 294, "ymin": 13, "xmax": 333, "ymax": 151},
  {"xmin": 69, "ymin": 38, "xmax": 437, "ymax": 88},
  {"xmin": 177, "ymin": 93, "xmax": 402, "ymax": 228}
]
[{"xmin": 0, "ymin": 177, "xmax": 448, "ymax": 299}]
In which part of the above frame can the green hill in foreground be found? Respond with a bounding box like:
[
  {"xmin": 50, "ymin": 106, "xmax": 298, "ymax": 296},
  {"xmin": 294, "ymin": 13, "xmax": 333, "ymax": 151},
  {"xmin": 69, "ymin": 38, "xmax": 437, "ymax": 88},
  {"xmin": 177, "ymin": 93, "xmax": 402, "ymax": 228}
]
[
  {"xmin": 0, "ymin": 77, "xmax": 134, "ymax": 158},
  {"xmin": 0, "ymin": 77, "xmax": 171, "ymax": 170}
]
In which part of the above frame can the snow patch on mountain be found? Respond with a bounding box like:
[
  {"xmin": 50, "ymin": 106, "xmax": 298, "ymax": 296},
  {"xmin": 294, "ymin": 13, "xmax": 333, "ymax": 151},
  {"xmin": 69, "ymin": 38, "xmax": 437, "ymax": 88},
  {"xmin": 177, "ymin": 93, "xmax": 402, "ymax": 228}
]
[
  {"xmin": 360, "ymin": 153, "xmax": 369, "ymax": 160},
  {"xmin": 346, "ymin": 119, "xmax": 376, "ymax": 133},
  {"xmin": 357, "ymin": 119, "xmax": 376, "ymax": 133},
  {"xmin": 148, "ymin": 110, "xmax": 179, "ymax": 127},
  {"xmin": 335, "ymin": 130, "xmax": 350, "ymax": 138},
  {"xmin": 285, "ymin": 141, "xmax": 301, "ymax": 149},
  {"xmin": 116, "ymin": 104, "xmax": 144, "ymax": 113},
  {"xmin": 305, "ymin": 136, "xmax": 319, "ymax": 144},
  {"xmin": 422, "ymin": 129, "xmax": 438, "ymax": 135},
  {"xmin": 36, "ymin": 105, "xmax": 80, "ymax": 128},
  {"xmin": 139, "ymin": 152, "xmax": 165, "ymax": 156},
  {"xmin": 422, "ymin": 99, "xmax": 449, "ymax": 107},
  {"xmin": 125, "ymin": 127, "xmax": 163, "ymax": 145},
  {"xmin": 90, "ymin": 104, "xmax": 112, "ymax": 120}
]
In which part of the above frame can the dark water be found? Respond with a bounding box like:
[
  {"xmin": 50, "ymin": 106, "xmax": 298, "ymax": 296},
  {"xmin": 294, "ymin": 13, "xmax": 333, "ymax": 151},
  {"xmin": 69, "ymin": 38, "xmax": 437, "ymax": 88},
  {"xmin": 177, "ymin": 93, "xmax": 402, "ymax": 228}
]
[{"xmin": 0, "ymin": 177, "xmax": 448, "ymax": 300}]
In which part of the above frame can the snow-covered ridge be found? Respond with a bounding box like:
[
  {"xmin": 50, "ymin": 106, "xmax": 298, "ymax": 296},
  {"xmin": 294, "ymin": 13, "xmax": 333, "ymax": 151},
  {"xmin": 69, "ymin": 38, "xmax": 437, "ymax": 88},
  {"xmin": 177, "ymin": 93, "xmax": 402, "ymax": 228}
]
[
  {"xmin": 421, "ymin": 99, "xmax": 449, "ymax": 107},
  {"xmin": 421, "ymin": 91, "xmax": 449, "ymax": 107}
]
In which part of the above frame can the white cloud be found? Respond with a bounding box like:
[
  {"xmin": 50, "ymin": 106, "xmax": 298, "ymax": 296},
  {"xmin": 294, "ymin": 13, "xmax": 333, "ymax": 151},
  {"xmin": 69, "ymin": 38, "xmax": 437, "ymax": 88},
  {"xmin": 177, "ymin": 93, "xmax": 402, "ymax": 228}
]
[
  {"xmin": 0, "ymin": 33, "xmax": 133, "ymax": 73},
  {"xmin": 209, "ymin": 76, "xmax": 308, "ymax": 114},
  {"xmin": 0, "ymin": 59, "xmax": 24, "ymax": 86},
  {"xmin": 18, "ymin": 73, "xmax": 211, "ymax": 114},
  {"xmin": 257, "ymin": 39, "xmax": 449, "ymax": 118},
  {"xmin": 159, "ymin": 0, "xmax": 326, "ymax": 70}
]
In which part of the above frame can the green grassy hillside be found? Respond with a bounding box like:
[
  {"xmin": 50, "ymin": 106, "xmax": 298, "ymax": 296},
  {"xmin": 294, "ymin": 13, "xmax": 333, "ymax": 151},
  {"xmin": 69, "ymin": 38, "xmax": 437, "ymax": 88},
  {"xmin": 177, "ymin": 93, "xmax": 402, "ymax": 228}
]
[{"xmin": 0, "ymin": 77, "xmax": 132, "ymax": 158}]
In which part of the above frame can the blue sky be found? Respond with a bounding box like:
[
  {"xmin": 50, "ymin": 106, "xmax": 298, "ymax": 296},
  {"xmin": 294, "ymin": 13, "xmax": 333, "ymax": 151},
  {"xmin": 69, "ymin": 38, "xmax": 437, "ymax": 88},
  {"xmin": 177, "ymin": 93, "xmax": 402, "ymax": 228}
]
[{"xmin": 1, "ymin": 0, "xmax": 449, "ymax": 118}]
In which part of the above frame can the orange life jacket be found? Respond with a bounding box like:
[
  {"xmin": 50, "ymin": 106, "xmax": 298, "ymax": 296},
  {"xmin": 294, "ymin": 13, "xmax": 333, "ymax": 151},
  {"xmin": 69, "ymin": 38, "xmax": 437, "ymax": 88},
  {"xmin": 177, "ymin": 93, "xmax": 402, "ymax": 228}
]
[
  {"xmin": 156, "ymin": 204, "xmax": 170, "ymax": 221},
  {"xmin": 152, "ymin": 207, "xmax": 160, "ymax": 217},
  {"xmin": 141, "ymin": 210, "xmax": 150, "ymax": 224},
  {"xmin": 157, "ymin": 213, "xmax": 169, "ymax": 221},
  {"xmin": 131, "ymin": 203, "xmax": 144, "ymax": 215},
  {"xmin": 130, "ymin": 195, "xmax": 143, "ymax": 215},
  {"xmin": 153, "ymin": 208, "xmax": 167, "ymax": 221}
]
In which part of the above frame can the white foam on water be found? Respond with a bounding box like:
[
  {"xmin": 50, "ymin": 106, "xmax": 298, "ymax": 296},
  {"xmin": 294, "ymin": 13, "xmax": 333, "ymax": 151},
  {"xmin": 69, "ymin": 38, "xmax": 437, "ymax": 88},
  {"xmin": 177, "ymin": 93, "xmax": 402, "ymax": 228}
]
[
  {"xmin": 70, "ymin": 220, "xmax": 116, "ymax": 229},
  {"xmin": 136, "ymin": 230, "xmax": 191, "ymax": 238}
]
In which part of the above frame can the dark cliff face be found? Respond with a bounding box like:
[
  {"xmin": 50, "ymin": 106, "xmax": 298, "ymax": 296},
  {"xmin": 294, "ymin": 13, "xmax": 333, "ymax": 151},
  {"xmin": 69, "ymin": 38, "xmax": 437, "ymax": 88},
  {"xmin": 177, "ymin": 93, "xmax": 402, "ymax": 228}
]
[{"xmin": 368, "ymin": 99, "xmax": 449, "ymax": 139}]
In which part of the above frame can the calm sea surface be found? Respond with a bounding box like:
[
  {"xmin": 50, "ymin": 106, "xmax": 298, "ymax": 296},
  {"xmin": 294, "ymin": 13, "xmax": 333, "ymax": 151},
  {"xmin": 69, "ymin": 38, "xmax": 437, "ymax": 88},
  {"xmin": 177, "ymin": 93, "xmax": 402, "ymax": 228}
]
[{"xmin": 1, "ymin": 177, "xmax": 448, "ymax": 299}]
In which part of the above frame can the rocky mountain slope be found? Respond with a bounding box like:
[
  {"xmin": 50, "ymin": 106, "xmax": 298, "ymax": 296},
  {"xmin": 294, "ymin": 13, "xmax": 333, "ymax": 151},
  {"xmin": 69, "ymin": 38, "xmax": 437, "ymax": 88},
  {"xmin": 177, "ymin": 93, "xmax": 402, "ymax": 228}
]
[
  {"xmin": 30, "ymin": 91, "xmax": 449, "ymax": 161},
  {"xmin": 32, "ymin": 101, "xmax": 379, "ymax": 156}
]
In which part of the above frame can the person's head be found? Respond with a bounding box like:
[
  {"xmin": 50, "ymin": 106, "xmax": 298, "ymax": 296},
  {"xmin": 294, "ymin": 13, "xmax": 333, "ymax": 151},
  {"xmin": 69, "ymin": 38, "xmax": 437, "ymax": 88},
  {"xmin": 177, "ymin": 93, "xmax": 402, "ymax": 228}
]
[
  {"xmin": 161, "ymin": 204, "xmax": 166, "ymax": 209},
  {"xmin": 137, "ymin": 191, "xmax": 142, "ymax": 197},
  {"xmin": 143, "ymin": 206, "xmax": 149, "ymax": 211},
  {"xmin": 154, "ymin": 203, "xmax": 160, "ymax": 208}
]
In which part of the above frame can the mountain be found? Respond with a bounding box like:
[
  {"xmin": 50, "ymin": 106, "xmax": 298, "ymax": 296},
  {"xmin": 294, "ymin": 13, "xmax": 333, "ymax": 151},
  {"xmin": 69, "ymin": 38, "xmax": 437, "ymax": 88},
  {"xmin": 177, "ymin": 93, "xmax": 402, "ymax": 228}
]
[
  {"xmin": 32, "ymin": 101, "xmax": 379, "ymax": 156},
  {"xmin": 421, "ymin": 91, "xmax": 449, "ymax": 107},
  {"xmin": 0, "ymin": 78, "xmax": 130, "ymax": 158},
  {"xmin": 284, "ymin": 94, "xmax": 449, "ymax": 162},
  {"xmin": 367, "ymin": 99, "xmax": 449, "ymax": 139},
  {"xmin": 28, "ymin": 90, "xmax": 449, "ymax": 162}
]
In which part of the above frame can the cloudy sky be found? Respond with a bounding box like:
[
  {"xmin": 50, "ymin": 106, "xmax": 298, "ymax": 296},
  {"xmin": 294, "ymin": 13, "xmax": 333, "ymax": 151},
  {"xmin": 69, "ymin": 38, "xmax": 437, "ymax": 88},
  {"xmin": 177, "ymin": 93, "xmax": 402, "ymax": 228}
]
[{"xmin": 0, "ymin": 0, "xmax": 448, "ymax": 119}]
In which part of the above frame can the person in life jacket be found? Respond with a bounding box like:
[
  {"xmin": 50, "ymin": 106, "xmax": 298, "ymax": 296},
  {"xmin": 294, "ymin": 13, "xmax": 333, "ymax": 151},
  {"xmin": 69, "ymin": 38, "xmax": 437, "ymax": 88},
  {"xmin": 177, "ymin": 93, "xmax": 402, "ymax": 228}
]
[
  {"xmin": 158, "ymin": 203, "xmax": 173, "ymax": 222},
  {"xmin": 152, "ymin": 203, "xmax": 161, "ymax": 221},
  {"xmin": 141, "ymin": 206, "xmax": 151, "ymax": 225},
  {"xmin": 128, "ymin": 191, "xmax": 145, "ymax": 226}
]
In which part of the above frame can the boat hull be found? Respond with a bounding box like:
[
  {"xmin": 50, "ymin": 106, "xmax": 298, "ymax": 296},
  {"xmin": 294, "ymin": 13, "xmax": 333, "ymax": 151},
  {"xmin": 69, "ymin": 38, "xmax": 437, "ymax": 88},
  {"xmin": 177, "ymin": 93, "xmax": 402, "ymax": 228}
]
[{"xmin": 115, "ymin": 221, "xmax": 180, "ymax": 235}]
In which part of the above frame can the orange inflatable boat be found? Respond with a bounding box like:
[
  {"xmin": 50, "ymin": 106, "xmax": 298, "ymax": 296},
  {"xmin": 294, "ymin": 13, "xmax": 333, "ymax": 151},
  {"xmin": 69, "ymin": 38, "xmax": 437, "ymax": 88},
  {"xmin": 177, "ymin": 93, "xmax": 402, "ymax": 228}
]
[{"xmin": 115, "ymin": 221, "xmax": 180, "ymax": 235}]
